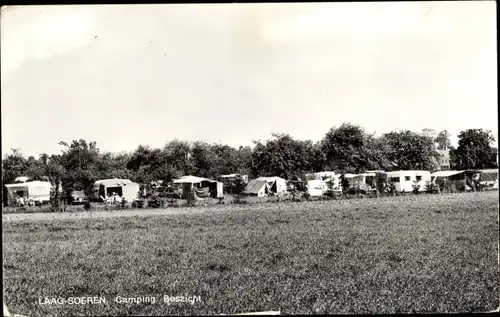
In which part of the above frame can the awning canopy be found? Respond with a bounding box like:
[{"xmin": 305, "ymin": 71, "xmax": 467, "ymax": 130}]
[
  {"xmin": 219, "ymin": 174, "xmax": 238, "ymax": 178},
  {"xmin": 173, "ymin": 175, "xmax": 217, "ymax": 184},
  {"xmin": 256, "ymin": 176, "xmax": 286, "ymax": 183},
  {"xmin": 343, "ymin": 174, "xmax": 358, "ymax": 178},
  {"xmin": 477, "ymin": 169, "xmax": 498, "ymax": 174},
  {"xmin": 430, "ymin": 170, "xmax": 463, "ymax": 178},
  {"xmin": 95, "ymin": 179, "xmax": 136, "ymax": 187},
  {"xmin": 4, "ymin": 181, "xmax": 52, "ymax": 189},
  {"xmin": 13, "ymin": 176, "xmax": 30, "ymax": 183},
  {"xmin": 358, "ymin": 173, "xmax": 376, "ymax": 177}
]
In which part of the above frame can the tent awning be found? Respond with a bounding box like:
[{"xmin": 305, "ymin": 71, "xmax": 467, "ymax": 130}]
[
  {"xmin": 477, "ymin": 169, "xmax": 499, "ymax": 173},
  {"xmin": 173, "ymin": 175, "xmax": 216, "ymax": 184},
  {"xmin": 431, "ymin": 171, "xmax": 463, "ymax": 177},
  {"xmin": 4, "ymin": 181, "xmax": 52, "ymax": 188},
  {"xmin": 95, "ymin": 179, "xmax": 136, "ymax": 187}
]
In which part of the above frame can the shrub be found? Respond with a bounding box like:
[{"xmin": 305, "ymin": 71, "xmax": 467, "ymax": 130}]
[
  {"xmin": 147, "ymin": 194, "xmax": 164, "ymax": 208},
  {"xmin": 303, "ymin": 191, "xmax": 310, "ymax": 201},
  {"xmin": 340, "ymin": 175, "xmax": 350, "ymax": 194},
  {"xmin": 132, "ymin": 200, "xmax": 145, "ymax": 209},
  {"xmin": 386, "ymin": 182, "xmax": 397, "ymax": 195},
  {"xmin": 424, "ymin": 181, "xmax": 438, "ymax": 194},
  {"xmin": 233, "ymin": 196, "xmax": 248, "ymax": 204},
  {"xmin": 84, "ymin": 202, "xmax": 91, "ymax": 210}
]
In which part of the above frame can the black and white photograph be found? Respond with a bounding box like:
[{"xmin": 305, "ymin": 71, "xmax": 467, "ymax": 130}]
[{"xmin": 1, "ymin": 2, "xmax": 498, "ymax": 316}]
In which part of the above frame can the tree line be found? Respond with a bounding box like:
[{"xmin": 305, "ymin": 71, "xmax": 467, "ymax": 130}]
[{"xmin": 2, "ymin": 123, "xmax": 497, "ymax": 200}]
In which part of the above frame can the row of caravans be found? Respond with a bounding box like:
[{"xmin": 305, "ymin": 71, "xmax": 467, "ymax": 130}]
[
  {"xmin": 306, "ymin": 169, "xmax": 499, "ymax": 196},
  {"xmin": 306, "ymin": 170, "xmax": 433, "ymax": 195},
  {"xmin": 5, "ymin": 168, "xmax": 497, "ymax": 206},
  {"xmin": 229, "ymin": 170, "xmax": 434, "ymax": 198},
  {"xmin": 215, "ymin": 169, "xmax": 499, "ymax": 199}
]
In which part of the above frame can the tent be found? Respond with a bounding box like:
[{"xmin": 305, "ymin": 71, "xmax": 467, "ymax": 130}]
[
  {"xmin": 4, "ymin": 181, "xmax": 52, "ymax": 206},
  {"xmin": 430, "ymin": 170, "xmax": 469, "ymax": 191},
  {"xmin": 256, "ymin": 177, "xmax": 288, "ymax": 196},
  {"xmin": 477, "ymin": 169, "xmax": 498, "ymax": 186},
  {"xmin": 94, "ymin": 179, "xmax": 140, "ymax": 202},
  {"xmin": 173, "ymin": 175, "xmax": 223, "ymax": 199},
  {"xmin": 242, "ymin": 180, "xmax": 269, "ymax": 197}
]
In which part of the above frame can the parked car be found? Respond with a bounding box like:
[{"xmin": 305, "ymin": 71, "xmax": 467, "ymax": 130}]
[{"xmin": 70, "ymin": 190, "xmax": 89, "ymax": 205}]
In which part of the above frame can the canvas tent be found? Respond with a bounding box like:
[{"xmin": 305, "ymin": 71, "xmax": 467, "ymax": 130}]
[
  {"xmin": 173, "ymin": 176, "xmax": 223, "ymax": 199},
  {"xmin": 94, "ymin": 179, "xmax": 140, "ymax": 202},
  {"xmin": 458, "ymin": 169, "xmax": 499, "ymax": 190},
  {"xmin": 242, "ymin": 179, "xmax": 269, "ymax": 197},
  {"xmin": 243, "ymin": 177, "xmax": 288, "ymax": 197},
  {"xmin": 430, "ymin": 170, "xmax": 499, "ymax": 192},
  {"xmin": 430, "ymin": 170, "xmax": 470, "ymax": 191},
  {"xmin": 257, "ymin": 177, "xmax": 288, "ymax": 195},
  {"xmin": 476, "ymin": 169, "xmax": 498, "ymax": 187},
  {"xmin": 4, "ymin": 181, "xmax": 52, "ymax": 206}
]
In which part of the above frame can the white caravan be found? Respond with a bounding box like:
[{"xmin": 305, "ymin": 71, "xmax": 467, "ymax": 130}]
[{"xmin": 385, "ymin": 170, "xmax": 431, "ymax": 192}]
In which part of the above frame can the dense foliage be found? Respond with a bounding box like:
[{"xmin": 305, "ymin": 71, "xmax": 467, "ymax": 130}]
[{"xmin": 2, "ymin": 124, "xmax": 497, "ymax": 200}]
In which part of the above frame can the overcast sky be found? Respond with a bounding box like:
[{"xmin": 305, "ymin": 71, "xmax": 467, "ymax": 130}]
[{"xmin": 1, "ymin": 2, "xmax": 497, "ymax": 158}]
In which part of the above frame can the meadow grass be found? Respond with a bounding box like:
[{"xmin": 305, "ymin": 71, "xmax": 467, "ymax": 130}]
[{"xmin": 2, "ymin": 191, "xmax": 499, "ymax": 316}]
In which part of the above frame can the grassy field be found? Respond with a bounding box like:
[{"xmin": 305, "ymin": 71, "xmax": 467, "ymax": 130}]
[{"xmin": 3, "ymin": 191, "xmax": 499, "ymax": 316}]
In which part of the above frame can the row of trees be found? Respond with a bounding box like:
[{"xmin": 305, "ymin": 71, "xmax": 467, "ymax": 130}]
[{"xmin": 2, "ymin": 123, "xmax": 497, "ymax": 200}]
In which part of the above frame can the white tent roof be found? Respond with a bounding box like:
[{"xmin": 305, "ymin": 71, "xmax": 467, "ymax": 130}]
[
  {"xmin": 306, "ymin": 171, "xmax": 337, "ymax": 176},
  {"xmin": 14, "ymin": 176, "xmax": 30, "ymax": 183},
  {"xmin": 358, "ymin": 172, "xmax": 376, "ymax": 177},
  {"xmin": 173, "ymin": 175, "xmax": 216, "ymax": 184},
  {"xmin": 477, "ymin": 169, "xmax": 499, "ymax": 174},
  {"xmin": 386, "ymin": 170, "xmax": 431, "ymax": 176},
  {"xmin": 344, "ymin": 174, "xmax": 359, "ymax": 178},
  {"xmin": 95, "ymin": 179, "xmax": 137, "ymax": 187},
  {"xmin": 430, "ymin": 170, "xmax": 463, "ymax": 177},
  {"xmin": 256, "ymin": 176, "xmax": 286, "ymax": 182},
  {"xmin": 4, "ymin": 181, "xmax": 52, "ymax": 188},
  {"xmin": 220, "ymin": 174, "xmax": 238, "ymax": 178}
]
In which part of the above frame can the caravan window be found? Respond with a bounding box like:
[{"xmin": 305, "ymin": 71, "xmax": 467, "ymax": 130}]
[
  {"xmin": 404, "ymin": 176, "xmax": 411, "ymax": 181},
  {"xmin": 389, "ymin": 177, "xmax": 400, "ymax": 183},
  {"xmin": 416, "ymin": 176, "xmax": 422, "ymax": 181}
]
